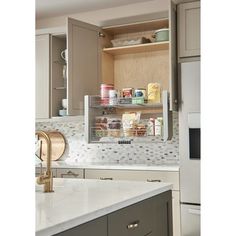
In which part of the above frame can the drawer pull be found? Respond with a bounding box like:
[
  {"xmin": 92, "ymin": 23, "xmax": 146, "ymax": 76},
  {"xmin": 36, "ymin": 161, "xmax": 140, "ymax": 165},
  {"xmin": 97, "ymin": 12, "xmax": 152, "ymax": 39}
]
[
  {"xmin": 61, "ymin": 170, "xmax": 79, "ymax": 178},
  {"xmin": 147, "ymin": 179, "xmax": 161, "ymax": 182},
  {"xmin": 188, "ymin": 208, "xmax": 201, "ymax": 215},
  {"xmin": 127, "ymin": 221, "xmax": 139, "ymax": 230},
  {"xmin": 100, "ymin": 177, "xmax": 113, "ymax": 180}
]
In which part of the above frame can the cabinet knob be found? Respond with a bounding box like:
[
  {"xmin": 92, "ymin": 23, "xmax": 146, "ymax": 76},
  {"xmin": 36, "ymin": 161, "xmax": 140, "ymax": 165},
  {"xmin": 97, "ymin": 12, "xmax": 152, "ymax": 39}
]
[{"xmin": 127, "ymin": 221, "xmax": 139, "ymax": 230}]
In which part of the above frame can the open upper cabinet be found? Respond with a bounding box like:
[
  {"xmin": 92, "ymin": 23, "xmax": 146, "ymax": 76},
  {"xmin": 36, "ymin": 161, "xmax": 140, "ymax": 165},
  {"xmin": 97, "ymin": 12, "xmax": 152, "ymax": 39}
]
[
  {"xmin": 36, "ymin": 18, "xmax": 101, "ymax": 119},
  {"xmin": 35, "ymin": 0, "xmax": 177, "ymax": 120}
]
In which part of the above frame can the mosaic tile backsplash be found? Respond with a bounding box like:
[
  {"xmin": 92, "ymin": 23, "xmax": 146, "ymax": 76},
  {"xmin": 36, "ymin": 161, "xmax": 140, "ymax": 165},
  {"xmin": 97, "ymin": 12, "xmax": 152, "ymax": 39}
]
[{"xmin": 36, "ymin": 112, "xmax": 179, "ymax": 165}]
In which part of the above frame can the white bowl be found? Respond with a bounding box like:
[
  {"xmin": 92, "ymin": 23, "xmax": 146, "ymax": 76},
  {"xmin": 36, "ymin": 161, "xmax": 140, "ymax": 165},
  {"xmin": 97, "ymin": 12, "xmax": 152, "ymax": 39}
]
[{"xmin": 59, "ymin": 109, "xmax": 67, "ymax": 116}]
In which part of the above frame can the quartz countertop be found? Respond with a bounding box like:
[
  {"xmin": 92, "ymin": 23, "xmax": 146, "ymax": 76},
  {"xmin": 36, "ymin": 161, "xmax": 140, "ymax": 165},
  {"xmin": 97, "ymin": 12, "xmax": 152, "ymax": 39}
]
[
  {"xmin": 36, "ymin": 178, "xmax": 172, "ymax": 236},
  {"xmin": 36, "ymin": 160, "xmax": 179, "ymax": 172}
]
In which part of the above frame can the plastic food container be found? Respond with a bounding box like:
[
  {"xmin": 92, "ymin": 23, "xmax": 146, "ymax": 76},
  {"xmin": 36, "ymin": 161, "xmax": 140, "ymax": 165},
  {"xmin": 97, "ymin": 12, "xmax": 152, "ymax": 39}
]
[
  {"xmin": 153, "ymin": 28, "xmax": 169, "ymax": 42},
  {"xmin": 111, "ymin": 37, "xmax": 150, "ymax": 47}
]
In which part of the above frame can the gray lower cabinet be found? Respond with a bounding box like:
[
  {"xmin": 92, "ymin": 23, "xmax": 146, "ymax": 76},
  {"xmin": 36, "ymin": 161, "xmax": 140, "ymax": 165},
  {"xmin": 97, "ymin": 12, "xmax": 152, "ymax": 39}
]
[
  {"xmin": 54, "ymin": 191, "xmax": 172, "ymax": 236},
  {"xmin": 108, "ymin": 191, "xmax": 172, "ymax": 236},
  {"xmin": 54, "ymin": 216, "xmax": 107, "ymax": 236}
]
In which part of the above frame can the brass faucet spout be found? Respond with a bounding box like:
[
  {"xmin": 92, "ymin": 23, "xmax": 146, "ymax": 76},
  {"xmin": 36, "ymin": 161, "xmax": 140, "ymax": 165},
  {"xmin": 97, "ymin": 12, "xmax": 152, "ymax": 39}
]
[{"xmin": 35, "ymin": 131, "xmax": 54, "ymax": 193}]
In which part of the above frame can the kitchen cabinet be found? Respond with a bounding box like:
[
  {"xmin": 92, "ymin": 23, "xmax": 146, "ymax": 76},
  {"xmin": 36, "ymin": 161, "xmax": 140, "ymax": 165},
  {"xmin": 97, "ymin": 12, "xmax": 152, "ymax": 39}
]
[
  {"xmin": 99, "ymin": 0, "xmax": 177, "ymax": 111},
  {"xmin": 177, "ymin": 1, "xmax": 200, "ymax": 59},
  {"xmin": 36, "ymin": 18, "xmax": 101, "ymax": 118},
  {"xmin": 36, "ymin": 0, "xmax": 178, "ymax": 119},
  {"xmin": 56, "ymin": 168, "xmax": 84, "ymax": 178},
  {"xmin": 54, "ymin": 216, "xmax": 107, "ymax": 236},
  {"xmin": 83, "ymin": 1, "xmax": 177, "ymax": 143},
  {"xmin": 54, "ymin": 191, "xmax": 172, "ymax": 236},
  {"xmin": 108, "ymin": 191, "xmax": 172, "ymax": 236},
  {"xmin": 36, "ymin": 34, "xmax": 50, "ymax": 119},
  {"xmin": 35, "ymin": 167, "xmax": 57, "ymax": 178},
  {"xmin": 85, "ymin": 169, "xmax": 179, "ymax": 190},
  {"xmin": 35, "ymin": 167, "xmax": 84, "ymax": 178},
  {"xmin": 85, "ymin": 168, "xmax": 180, "ymax": 236}
]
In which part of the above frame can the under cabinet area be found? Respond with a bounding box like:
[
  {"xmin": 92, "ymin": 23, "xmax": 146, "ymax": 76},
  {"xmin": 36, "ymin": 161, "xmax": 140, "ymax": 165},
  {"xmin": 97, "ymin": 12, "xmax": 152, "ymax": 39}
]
[{"xmin": 177, "ymin": 1, "xmax": 200, "ymax": 59}]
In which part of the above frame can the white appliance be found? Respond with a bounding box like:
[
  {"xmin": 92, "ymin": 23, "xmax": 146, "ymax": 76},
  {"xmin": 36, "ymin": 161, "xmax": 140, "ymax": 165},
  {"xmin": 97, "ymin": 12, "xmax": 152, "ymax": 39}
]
[{"xmin": 179, "ymin": 61, "xmax": 200, "ymax": 236}]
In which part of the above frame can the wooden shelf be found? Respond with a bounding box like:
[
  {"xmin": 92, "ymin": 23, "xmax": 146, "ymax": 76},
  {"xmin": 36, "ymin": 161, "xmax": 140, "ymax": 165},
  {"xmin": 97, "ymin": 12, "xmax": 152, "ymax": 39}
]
[
  {"xmin": 103, "ymin": 41, "xmax": 169, "ymax": 55},
  {"xmin": 103, "ymin": 18, "xmax": 169, "ymax": 35}
]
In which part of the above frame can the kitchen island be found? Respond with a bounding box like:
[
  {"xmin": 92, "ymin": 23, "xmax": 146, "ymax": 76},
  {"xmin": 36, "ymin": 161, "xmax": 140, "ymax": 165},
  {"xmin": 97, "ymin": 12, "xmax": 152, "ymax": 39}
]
[{"xmin": 36, "ymin": 178, "xmax": 173, "ymax": 236}]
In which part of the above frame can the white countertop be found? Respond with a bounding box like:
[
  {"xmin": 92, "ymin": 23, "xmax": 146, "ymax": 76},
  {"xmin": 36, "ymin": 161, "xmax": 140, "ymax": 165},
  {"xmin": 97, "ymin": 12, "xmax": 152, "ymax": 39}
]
[
  {"xmin": 36, "ymin": 178, "xmax": 172, "ymax": 236},
  {"xmin": 36, "ymin": 160, "xmax": 179, "ymax": 172}
]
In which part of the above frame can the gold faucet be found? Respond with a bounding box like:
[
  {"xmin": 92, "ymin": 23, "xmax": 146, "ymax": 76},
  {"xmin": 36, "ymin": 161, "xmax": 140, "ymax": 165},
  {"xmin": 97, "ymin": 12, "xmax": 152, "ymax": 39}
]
[{"xmin": 35, "ymin": 131, "xmax": 54, "ymax": 193}]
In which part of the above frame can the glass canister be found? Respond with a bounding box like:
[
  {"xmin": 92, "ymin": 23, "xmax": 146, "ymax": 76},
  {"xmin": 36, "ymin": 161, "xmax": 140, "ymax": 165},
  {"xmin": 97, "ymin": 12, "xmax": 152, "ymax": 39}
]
[{"xmin": 100, "ymin": 84, "xmax": 114, "ymax": 105}]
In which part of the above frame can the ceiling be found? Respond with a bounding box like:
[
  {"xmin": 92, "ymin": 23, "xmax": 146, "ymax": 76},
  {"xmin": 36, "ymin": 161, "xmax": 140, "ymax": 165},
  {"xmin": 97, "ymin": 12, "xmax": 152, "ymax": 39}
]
[{"xmin": 36, "ymin": 0, "xmax": 156, "ymax": 20}]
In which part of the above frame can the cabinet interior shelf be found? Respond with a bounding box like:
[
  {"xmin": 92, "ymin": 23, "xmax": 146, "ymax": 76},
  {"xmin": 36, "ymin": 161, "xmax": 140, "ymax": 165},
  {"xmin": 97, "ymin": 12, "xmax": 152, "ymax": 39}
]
[{"xmin": 103, "ymin": 41, "xmax": 169, "ymax": 55}]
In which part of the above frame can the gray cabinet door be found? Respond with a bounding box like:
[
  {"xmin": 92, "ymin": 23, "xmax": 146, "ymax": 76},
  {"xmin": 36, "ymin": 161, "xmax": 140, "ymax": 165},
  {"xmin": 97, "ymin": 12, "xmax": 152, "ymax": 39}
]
[
  {"xmin": 35, "ymin": 34, "xmax": 50, "ymax": 119},
  {"xmin": 67, "ymin": 18, "xmax": 101, "ymax": 115},
  {"xmin": 108, "ymin": 191, "xmax": 172, "ymax": 236},
  {"xmin": 169, "ymin": 0, "xmax": 178, "ymax": 110},
  {"xmin": 178, "ymin": 1, "xmax": 200, "ymax": 58},
  {"xmin": 54, "ymin": 216, "xmax": 107, "ymax": 236}
]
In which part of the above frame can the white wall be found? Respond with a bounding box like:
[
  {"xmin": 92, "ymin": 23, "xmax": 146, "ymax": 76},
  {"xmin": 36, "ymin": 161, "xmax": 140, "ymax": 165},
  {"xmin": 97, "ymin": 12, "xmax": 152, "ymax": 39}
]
[{"xmin": 36, "ymin": 0, "xmax": 169, "ymax": 29}]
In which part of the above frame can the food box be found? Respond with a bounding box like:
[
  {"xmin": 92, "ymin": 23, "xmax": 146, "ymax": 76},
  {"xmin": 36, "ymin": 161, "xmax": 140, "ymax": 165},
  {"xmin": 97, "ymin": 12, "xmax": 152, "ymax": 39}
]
[{"xmin": 132, "ymin": 97, "xmax": 144, "ymax": 105}]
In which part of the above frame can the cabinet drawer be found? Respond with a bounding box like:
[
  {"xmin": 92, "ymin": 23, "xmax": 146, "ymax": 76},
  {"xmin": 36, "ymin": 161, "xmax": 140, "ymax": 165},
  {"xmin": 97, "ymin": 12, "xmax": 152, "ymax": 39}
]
[
  {"xmin": 108, "ymin": 191, "xmax": 172, "ymax": 236},
  {"xmin": 85, "ymin": 169, "xmax": 179, "ymax": 190},
  {"xmin": 56, "ymin": 168, "xmax": 84, "ymax": 178},
  {"xmin": 35, "ymin": 167, "xmax": 57, "ymax": 177},
  {"xmin": 108, "ymin": 196, "xmax": 156, "ymax": 236}
]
